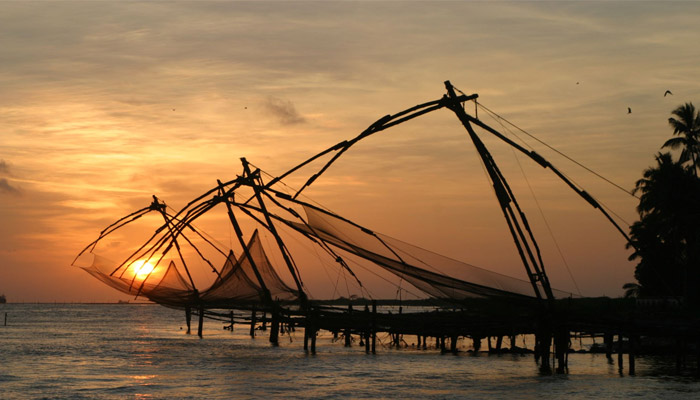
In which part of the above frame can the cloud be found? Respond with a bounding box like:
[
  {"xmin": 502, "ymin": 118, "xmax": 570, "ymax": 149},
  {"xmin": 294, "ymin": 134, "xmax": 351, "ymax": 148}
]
[
  {"xmin": 0, "ymin": 178, "xmax": 21, "ymax": 196},
  {"xmin": 0, "ymin": 159, "xmax": 11, "ymax": 175},
  {"xmin": 262, "ymin": 96, "xmax": 307, "ymax": 125},
  {"xmin": 0, "ymin": 160, "xmax": 21, "ymax": 195}
]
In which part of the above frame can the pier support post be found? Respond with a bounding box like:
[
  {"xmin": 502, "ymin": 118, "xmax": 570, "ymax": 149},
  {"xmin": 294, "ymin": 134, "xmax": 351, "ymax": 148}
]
[
  {"xmin": 185, "ymin": 306, "xmax": 191, "ymax": 335},
  {"xmin": 554, "ymin": 328, "xmax": 569, "ymax": 373},
  {"xmin": 628, "ymin": 335, "xmax": 636, "ymax": 375},
  {"xmin": 250, "ymin": 307, "xmax": 257, "ymax": 338},
  {"xmin": 535, "ymin": 330, "xmax": 551, "ymax": 371},
  {"xmin": 450, "ymin": 335, "xmax": 458, "ymax": 354},
  {"xmin": 269, "ymin": 308, "xmax": 279, "ymax": 345},
  {"xmin": 371, "ymin": 301, "xmax": 377, "ymax": 354},
  {"xmin": 617, "ymin": 333, "xmax": 624, "ymax": 372},
  {"xmin": 604, "ymin": 332, "xmax": 613, "ymax": 360},
  {"xmin": 472, "ymin": 336, "xmax": 482, "ymax": 353},
  {"xmin": 364, "ymin": 305, "xmax": 370, "ymax": 353},
  {"xmin": 197, "ymin": 305, "xmax": 204, "ymax": 338},
  {"xmin": 344, "ymin": 304, "xmax": 353, "ymax": 347}
]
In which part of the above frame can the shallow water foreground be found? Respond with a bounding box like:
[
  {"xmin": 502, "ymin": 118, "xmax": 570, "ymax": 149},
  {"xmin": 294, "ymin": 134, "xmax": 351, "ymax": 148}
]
[{"xmin": 1, "ymin": 303, "xmax": 699, "ymax": 399}]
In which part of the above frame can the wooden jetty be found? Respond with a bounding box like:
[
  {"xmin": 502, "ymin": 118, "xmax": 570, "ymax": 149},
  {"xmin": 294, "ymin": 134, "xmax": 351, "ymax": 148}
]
[{"xmin": 195, "ymin": 297, "xmax": 700, "ymax": 374}]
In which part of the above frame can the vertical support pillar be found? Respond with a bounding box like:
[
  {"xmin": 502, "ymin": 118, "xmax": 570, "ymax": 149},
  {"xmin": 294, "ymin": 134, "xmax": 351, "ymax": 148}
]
[
  {"xmin": 371, "ymin": 301, "xmax": 377, "ymax": 354},
  {"xmin": 554, "ymin": 328, "xmax": 569, "ymax": 373},
  {"xmin": 535, "ymin": 331, "xmax": 551, "ymax": 370},
  {"xmin": 450, "ymin": 335, "xmax": 458, "ymax": 354},
  {"xmin": 269, "ymin": 308, "xmax": 279, "ymax": 345},
  {"xmin": 249, "ymin": 307, "xmax": 257, "ymax": 338},
  {"xmin": 617, "ymin": 333, "xmax": 624, "ymax": 372},
  {"xmin": 364, "ymin": 304, "xmax": 371, "ymax": 353},
  {"xmin": 229, "ymin": 311, "xmax": 235, "ymax": 332},
  {"xmin": 303, "ymin": 309, "xmax": 310, "ymax": 352},
  {"xmin": 344, "ymin": 304, "xmax": 353, "ymax": 347},
  {"xmin": 628, "ymin": 335, "xmax": 636, "ymax": 375},
  {"xmin": 310, "ymin": 328, "xmax": 317, "ymax": 354},
  {"xmin": 604, "ymin": 332, "xmax": 613, "ymax": 360},
  {"xmin": 495, "ymin": 336, "xmax": 503, "ymax": 354},
  {"xmin": 185, "ymin": 306, "xmax": 191, "ymax": 335},
  {"xmin": 197, "ymin": 305, "xmax": 204, "ymax": 338},
  {"xmin": 472, "ymin": 336, "xmax": 482, "ymax": 352}
]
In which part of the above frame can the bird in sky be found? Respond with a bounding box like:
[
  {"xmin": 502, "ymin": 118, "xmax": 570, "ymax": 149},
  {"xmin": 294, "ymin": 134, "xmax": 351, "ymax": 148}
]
[
  {"xmin": 664, "ymin": 90, "xmax": 673, "ymax": 97},
  {"xmin": 628, "ymin": 107, "xmax": 632, "ymax": 114}
]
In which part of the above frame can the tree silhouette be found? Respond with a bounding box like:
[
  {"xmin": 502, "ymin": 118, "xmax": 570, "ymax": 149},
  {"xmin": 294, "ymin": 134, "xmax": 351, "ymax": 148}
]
[
  {"xmin": 662, "ymin": 102, "xmax": 700, "ymax": 176},
  {"xmin": 627, "ymin": 153, "xmax": 694, "ymax": 297},
  {"xmin": 625, "ymin": 103, "xmax": 700, "ymax": 304}
]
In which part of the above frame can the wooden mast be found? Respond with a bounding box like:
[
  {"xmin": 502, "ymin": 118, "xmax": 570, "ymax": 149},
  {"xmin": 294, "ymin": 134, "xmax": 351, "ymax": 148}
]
[{"xmin": 444, "ymin": 80, "xmax": 555, "ymax": 303}]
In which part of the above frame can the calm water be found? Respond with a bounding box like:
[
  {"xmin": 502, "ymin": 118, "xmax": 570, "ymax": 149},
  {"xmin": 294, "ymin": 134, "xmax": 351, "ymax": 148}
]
[{"xmin": 1, "ymin": 303, "xmax": 699, "ymax": 399}]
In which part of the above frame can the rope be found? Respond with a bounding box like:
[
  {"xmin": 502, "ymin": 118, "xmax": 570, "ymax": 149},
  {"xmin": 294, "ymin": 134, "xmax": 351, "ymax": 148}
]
[{"xmin": 475, "ymin": 101, "xmax": 638, "ymax": 199}]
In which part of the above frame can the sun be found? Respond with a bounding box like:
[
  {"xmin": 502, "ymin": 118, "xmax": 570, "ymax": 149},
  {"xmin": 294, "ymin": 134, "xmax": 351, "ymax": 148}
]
[{"xmin": 131, "ymin": 260, "xmax": 156, "ymax": 279}]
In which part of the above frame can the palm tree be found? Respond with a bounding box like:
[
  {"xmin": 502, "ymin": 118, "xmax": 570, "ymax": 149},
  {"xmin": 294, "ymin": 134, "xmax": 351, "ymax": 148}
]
[
  {"xmin": 629, "ymin": 152, "xmax": 700, "ymax": 301},
  {"xmin": 622, "ymin": 282, "xmax": 641, "ymax": 298},
  {"xmin": 662, "ymin": 102, "xmax": 700, "ymax": 176}
]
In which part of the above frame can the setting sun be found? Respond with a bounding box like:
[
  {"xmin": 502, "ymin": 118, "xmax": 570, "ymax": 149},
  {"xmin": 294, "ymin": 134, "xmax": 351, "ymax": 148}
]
[{"xmin": 131, "ymin": 260, "xmax": 156, "ymax": 279}]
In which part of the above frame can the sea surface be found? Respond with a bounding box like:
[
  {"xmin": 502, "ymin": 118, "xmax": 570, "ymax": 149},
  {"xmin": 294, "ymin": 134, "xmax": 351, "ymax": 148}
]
[{"xmin": 1, "ymin": 303, "xmax": 699, "ymax": 399}]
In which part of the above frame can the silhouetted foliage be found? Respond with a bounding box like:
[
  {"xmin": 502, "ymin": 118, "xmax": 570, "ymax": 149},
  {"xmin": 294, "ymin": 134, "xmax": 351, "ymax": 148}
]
[
  {"xmin": 627, "ymin": 105, "xmax": 700, "ymax": 303},
  {"xmin": 662, "ymin": 102, "xmax": 700, "ymax": 175}
]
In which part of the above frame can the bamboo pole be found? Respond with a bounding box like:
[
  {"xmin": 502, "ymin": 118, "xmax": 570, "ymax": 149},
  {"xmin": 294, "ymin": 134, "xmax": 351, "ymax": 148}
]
[
  {"xmin": 185, "ymin": 307, "xmax": 191, "ymax": 334},
  {"xmin": 197, "ymin": 305, "xmax": 204, "ymax": 338},
  {"xmin": 250, "ymin": 307, "xmax": 257, "ymax": 338}
]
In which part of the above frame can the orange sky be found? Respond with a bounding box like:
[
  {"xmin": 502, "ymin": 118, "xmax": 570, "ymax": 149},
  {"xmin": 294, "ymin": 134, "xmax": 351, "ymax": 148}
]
[{"xmin": 2, "ymin": 2, "xmax": 700, "ymax": 302}]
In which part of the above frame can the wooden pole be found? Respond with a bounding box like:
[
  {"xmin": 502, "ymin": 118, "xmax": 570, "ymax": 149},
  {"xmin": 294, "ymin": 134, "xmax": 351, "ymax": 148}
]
[
  {"xmin": 249, "ymin": 307, "xmax": 257, "ymax": 338},
  {"xmin": 185, "ymin": 306, "xmax": 191, "ymax": 334},
  {"xmin": 197, "ymin": 305, "xmax": 204, "ymax": 338},
  {"xmin": 371, "ymin": 301, "xmax": 377, "ymax": 354},
  {"xmin": 617, "ymin": 333, "xmax": 624, "ymax": 372},
  {"xmin": 628, "ymin": 335, "xmax": 636, "ymax": 375},
  {"xmin": 364, "ymin": 305, "xmax": 370, "ymax": 353},
  {"xmin": 310, "ymin": 328, "xmax": 317, "ymax": 354},
  {"xmin": 604, "ymin": 331, "xmax": 613, "ymax": 359},
  {"xmin": 344, "ymin": 304, "xmax": 352, "ymax": 347},
  {"xmin": 472, "ymin": 336, "xmax": 482, "ymax": 352},
  {"xmin": 269, "ymin": 308, "xmax": 279, "ymax": 345},
  {"xmin": 554, "ymin": 329, "xmax": 569, "ymax": 373}
]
